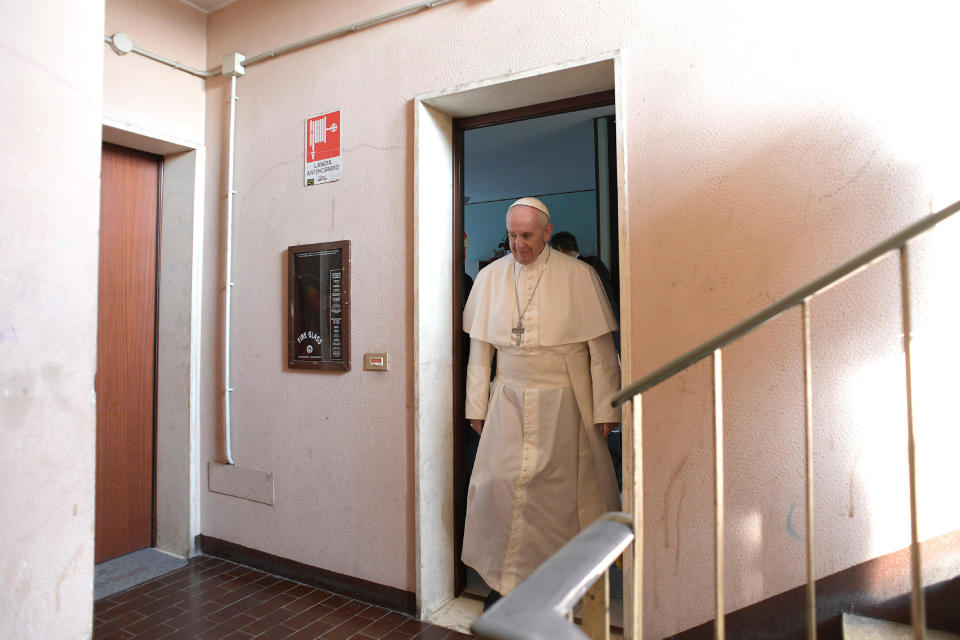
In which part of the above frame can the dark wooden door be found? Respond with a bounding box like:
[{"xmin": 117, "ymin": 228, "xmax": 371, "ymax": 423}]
[{"xmin": 95, "ymin": 143, "xmax": 160, "ymax": 563}]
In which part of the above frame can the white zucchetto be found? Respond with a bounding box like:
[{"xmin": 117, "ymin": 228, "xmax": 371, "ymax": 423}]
[{"xmin": 507, "ymin": 196, "xmax": 550, "ymax": 220}]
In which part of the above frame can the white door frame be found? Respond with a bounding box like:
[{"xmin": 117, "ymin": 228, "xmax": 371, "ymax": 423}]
[{"xmin": 411, "ymin": 51, "xmax": 631, "ymax": 618}]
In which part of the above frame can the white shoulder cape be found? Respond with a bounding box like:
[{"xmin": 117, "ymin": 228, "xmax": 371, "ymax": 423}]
[{"xmin": 463, "ymin": 250, "xmax": 618, "ymax": 346}]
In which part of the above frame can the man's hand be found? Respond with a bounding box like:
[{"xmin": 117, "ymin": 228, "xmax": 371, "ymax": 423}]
[
  {"xmin": 469, "ymin": 419, "xmax": 484, "ymax": 436},
  {"xmin": 596, "ymin": 422, "xmax": 617, "ymax": 438}
]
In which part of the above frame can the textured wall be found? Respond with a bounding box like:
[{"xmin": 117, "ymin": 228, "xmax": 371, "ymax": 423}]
[
  {"xmin": 0, "ymin": 1, "xmax": 105, "ymax": 637},
  {"xmin": 194, "ymin": 0, "xmax": 960, "ymax": 636}
]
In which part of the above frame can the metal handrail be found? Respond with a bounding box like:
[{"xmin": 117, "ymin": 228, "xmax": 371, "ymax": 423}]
[
  {"xmin": 611, "ymin": 198, "xmax": 960, "ymax": 407},
  {"xmin": 472, "ymin": 513, "xmax": 634, "ymax": 640},
  {"xmin": 474, "ymin": 199, "xmax": 959, "ymax": 640}
]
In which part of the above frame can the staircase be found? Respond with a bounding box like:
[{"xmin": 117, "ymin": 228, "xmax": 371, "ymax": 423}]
[
  {"xmin": 472, "ymin": 199, "xmax": 960, "ymax": 640},
  {"xmin": 842, "ymin": 614, "xmax": 959, "ymax": 640}
]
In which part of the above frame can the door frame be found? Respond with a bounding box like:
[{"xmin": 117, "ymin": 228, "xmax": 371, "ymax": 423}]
[
  {"xmin": 451, "ymin": 89, "xmax": 617, "ymax": 595},
  {"xmin": 412, "ymin": 51, "xmax": 633, "ymax": 618},
  {"xmin": 102, "ymin": 121, "xmax": 206, "ymax": 559}
]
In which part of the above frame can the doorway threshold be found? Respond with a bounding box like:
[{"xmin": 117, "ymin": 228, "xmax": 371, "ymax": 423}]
[
  {"xmin": 426, "ymin": 595, "xmax": 483, "ymax": 634},
  {"xmin": 94, "ymin": 547, "xmax": 187, "ymax": 601}
]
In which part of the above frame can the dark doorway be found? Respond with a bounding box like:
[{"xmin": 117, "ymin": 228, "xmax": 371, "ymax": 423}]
[
  {"xmin": 451, "ymin": 91, "xmax": 619, "ymax": 595},
  {"xmin": 95, "ymin": 143, "xmax": 161, "ymax": 563}
]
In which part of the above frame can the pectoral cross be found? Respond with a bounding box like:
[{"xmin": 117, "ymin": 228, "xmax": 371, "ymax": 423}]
[{"xmin": 511, "ymin": 321, "xmax": 525, "ymax": 346}]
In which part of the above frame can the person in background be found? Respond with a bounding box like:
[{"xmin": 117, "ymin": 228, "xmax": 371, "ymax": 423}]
[
  {"xmin": 549, "ymin": 230, "xmax": 618, "ymax": 318},
  {"xmin": 550, "ymin": 230, "xmax": 623, "ymax": 487}
]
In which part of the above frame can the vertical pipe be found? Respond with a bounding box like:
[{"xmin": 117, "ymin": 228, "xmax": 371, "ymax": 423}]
[
  {"xmin": 713, "ymin": 350, "xmax": 725, "ymax": 640},
  {"xmin": 900, "ymin": 245, "xmax": 924, "ymax": 639},
  {"xmin": 223, "ymin": 74, "xmax": 237, "ymax": 465},
  {"xmin": 802, "ymin": 299, "xmax": 817, "ymax": 640},
  {"xmin": 626, "ymin": 397, "xmax": 643, "ymax": 640}
]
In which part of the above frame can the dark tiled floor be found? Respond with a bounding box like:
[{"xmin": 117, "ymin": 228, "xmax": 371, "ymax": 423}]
[{"xmin": 93, "ymin": 555, "xmax": 472, "ymax": 640}]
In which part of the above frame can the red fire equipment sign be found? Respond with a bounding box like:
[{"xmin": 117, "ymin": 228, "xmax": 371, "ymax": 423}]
[{"xmin": 305, "ymin": 110, "xmax": 341, "ymax": 186}]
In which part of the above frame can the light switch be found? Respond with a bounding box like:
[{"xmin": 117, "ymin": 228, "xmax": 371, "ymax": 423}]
[{"xmin": 364, "ymin": 353, "xmax": 389, "ymax": 371}]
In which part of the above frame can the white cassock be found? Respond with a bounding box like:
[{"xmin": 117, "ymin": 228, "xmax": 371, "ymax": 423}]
[{"xmin": 462, "ymin": 246, "xmax": 621, "ymax": 594}]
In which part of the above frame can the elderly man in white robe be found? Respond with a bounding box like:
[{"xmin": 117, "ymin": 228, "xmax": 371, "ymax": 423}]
[{"xmin": 462, "ymin": 197, "xmax": 621, "ymax": 606}]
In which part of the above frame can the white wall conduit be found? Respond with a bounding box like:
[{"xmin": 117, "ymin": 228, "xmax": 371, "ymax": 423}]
[
  {"xmin": 104, "ymin": 0, "xmax": 466, "ymax": 465},
  {"xmin": 104, "ymin": 33, "xmax": 217, "ymax": 78},
  {"xmin": 223, "ymin": 67, "xmax": 241, "ymax": 465},
  {"xmin": 104, "ymin": 0, "xmax": 458, "ymax": 78}
]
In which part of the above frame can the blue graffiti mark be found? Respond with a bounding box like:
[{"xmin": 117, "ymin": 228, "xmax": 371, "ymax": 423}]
[
  {"xmin": 786, "ymin": 499, "xmax": 803, "ymax": 541},
  {"xmin": 0, "ymin": 326, "xmax": 18, "ymax": 343}
]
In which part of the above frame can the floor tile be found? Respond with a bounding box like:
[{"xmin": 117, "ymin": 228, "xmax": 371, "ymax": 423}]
[
  {"xmin": 395, "ymin": 618, "xmax": 429, "ymax": 635},
  {"xmin": 411, "ymin": 625, "xmax": 453, "ymax": 640},
  {"xmin": 284, "ymin": 617, "xmax": 336, "ymax": 640},
  {"xmin": 359, "ymin": 612, "xmax": 410, "ymax": 638},
  {"xmin": 321, "ymin": 613, "xmax": 372, "ymax": 640},
  {"xmin": 283, "ymin": 602, "xmax": 335, "ymax": 630},
  {"xmin": 91, "ymin": 555, "xmax": 473, "ymax": 640},
  {"xmin": 376, "ymin": 630, "xmax": 414, "ymax": 640},
  {"xmin": 132, "ymin": 622, "xmax": 178, "ymax": 640},
  {"xmin": 196, "ymin": 612, "xmax": 259, "ymax": 639},
  {"xmin": 357, "ymin": 604, "xmax": 390, "ymax": 621}
]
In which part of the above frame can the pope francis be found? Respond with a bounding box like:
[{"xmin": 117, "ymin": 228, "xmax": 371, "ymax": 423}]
[{"xmin": 462, "ymin": 197, "xmax": 621, "ymax": 602}]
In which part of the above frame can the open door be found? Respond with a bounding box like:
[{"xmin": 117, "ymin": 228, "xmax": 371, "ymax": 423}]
[{"xmin": 452, "ymin": 91, "xmax": 618, "ymax": 596}]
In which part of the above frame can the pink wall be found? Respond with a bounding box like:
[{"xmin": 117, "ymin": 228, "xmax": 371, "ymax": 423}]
[
  {"xmin": 0, "ymin": 2, "xmax": 105, "ymax": 637},
  {"xmin": 103, "ymin": 0, "xmax": 206, "ymax": 145},
  {"xmin": 624, "ymin": 3, "xmax": 960, "ymax": 633},
  {"xmin": 199, "ymin": 0, "xmax": 633, "ymax": 595},
  {"xmin": 0, "ymin": 0, "xmax": 943, "ymax": 634},
  {"xmin": 188, "ymin": 0, "xmax": 960, "ymax": 635}
]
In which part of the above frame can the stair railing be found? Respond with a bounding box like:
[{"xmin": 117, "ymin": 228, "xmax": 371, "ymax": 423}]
[
  {"xmin": 472, "ymin": 512, "xmax": 634, "ymax": 640},
  {"xmin": 610, "ymin": 198, "xmax": 960, "ymax": 640},
  {"xmin": 472, "ymin": 199, "xmax": 959, "ymax": 640}
]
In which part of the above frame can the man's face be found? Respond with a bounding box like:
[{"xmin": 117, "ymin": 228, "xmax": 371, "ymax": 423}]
[{"xmin": 507, "ymin": 205, "xmax": 553, "ymax": 265}]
